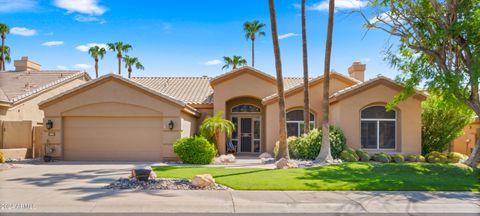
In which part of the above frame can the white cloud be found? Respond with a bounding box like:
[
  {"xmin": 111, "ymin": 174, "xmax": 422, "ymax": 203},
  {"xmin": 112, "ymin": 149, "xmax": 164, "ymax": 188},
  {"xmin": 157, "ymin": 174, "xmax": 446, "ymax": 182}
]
[
  {"xmin": 10, "ymin": 27, "xmax": 37, "ymax": 36},
  {"xmin": 75, "ymin": 43, "xmax": 107, "ymax": 52},
  {"xmin": 0, "ymin": 0, "xmax": 37, "ymax": 12},
  {"xmin": 42, "ymin": 41, "xmax": 64, "ymax": 46},
  {"xmin": 53, "ymin": 0, "xmax": 107, "ymax": 16},
  {"xmin": 75, "ymin": 15, "xmax": 106, "ymax": 24},
  {"xmin": 310, "ymin": 0, "xmax": 367, "ymax": 11},
  {"xmin": 278, "ymin": 33, "xmax": 299, "ymax": 40},
  {"xmin": 73, "ymin": 64, "xmax": 92, "ymax": 70},
  {"xmin": 203, "ymin": 59, "xmax": 222, "ymax": 66},
  {"xmin": 369, "ymin": 12, "xmax": 393, "ymax": 25},
  {"xmin": 56, "ymin": 65, "xmax": 68, "ymax": 70},
  {"xmin": 360, "ymin": 58, "xmax": 371, "ymax": 62}
]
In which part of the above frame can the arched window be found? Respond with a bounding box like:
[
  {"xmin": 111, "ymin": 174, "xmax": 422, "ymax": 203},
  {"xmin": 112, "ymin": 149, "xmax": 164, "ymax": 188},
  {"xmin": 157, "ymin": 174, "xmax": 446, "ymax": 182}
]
[
  {"xmin": 361, "ymin": 106, "xmax": 396, "ymax": 149},
  {"xmin": 231, "ymin": 104, "xmax": 261, "ymax": 113},
  {"xmin": 286, "ymin": 110, "xmax": 315, "ymax": 137}
]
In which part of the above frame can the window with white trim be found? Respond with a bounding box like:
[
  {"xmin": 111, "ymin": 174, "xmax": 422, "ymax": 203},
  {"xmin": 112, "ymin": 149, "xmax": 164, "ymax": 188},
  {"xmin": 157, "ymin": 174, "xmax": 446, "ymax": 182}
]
[
  {"xmin": 286, "ymin": 110, "xmax": 315, "ymax": 137},
  {"xmin": 361, "ymin": 106, "xmax": 396, "ymax": 149},
  {"xmin": 231, "ymin": 104, "xmax": 260, "ymax": 113}
]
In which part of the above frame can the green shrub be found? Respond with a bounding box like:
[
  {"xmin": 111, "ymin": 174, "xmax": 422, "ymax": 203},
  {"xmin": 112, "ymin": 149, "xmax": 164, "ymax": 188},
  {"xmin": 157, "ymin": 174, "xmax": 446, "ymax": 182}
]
[
  {"xmin": 373, "ymin": 152, "xmax": 391, "ymax": 163},
  {"xmin": 274, "ymin": 137, "xmax": 298, "ymax": 159},
  {"xmin": 408, "ymin": 154, "xmax": 426, "ymax": 162},
  {"xmin": 355, "ymin": 149, "xmax": 371, "ymax": 162},
  {"xmin": 0, "ymin": 152, "xmax": 4, "ymax": 163},
  {"xmin": 426, "ymin": 151, "xmax": 448, "ymax": 163},
  {"xmin": 447, "ymin": 152, "xmax": 469, "ymax": 163},
  {"xmin": 340, "ymin": 148, "xmax": 359, "ymax": 162},
  {"xmin": 287, "ymin": 127, "xmax": 346, "ymax": 160},
  {"xmin": 392, "ymin": 153, "xmax": 405, "ymax": 163},
  {"xmin": 173, "ymin": 136, "xmax": 217, "ymax": 164}
]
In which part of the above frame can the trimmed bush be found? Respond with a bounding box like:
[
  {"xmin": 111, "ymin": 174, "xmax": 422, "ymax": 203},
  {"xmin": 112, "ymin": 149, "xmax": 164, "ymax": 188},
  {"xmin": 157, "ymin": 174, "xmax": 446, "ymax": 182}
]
[
  {"xmin": 373, "ymin": 152, "xmax": 391, "ymax": 163},
  {"xmin": 447, "ymin": 152, "xmax": 469, "ymax": 163},
  {"xmin": 274, "ymin": 136, "xmax": 298, "ymax": 159},
  {"xmin": 287, "ymin": 127, "xmax": 347, "ymax": 160},
  {"xmin": 340, "ymin": 148, "xmax": 359, "ymax": 162},
  {"xmin": 408, "ymin": 154, "xmax": 426, "ymax": 162},
  {"xmin": 426, "ymin": 151, "xmax": 448, "ymax": 163},
  {"xmin": 355, "ymin": 149, "xmax": 371, "ymax": 162},
  {"xmin": 0, "ymin": 152, "xmax": 4, "ymax": 163},
  {"xmin": 392, "ymin": 153, "xmax": 405, "ymax": 163},
  {"xmin": 173, "ymin": 136, "xmax": 217, "ymax": 164}
]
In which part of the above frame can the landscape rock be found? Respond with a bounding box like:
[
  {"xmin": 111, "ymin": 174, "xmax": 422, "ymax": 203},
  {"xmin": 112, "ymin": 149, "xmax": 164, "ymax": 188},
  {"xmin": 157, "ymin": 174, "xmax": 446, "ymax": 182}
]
[
  {"xmin": 275, "ymin": 158, "xmax": 298, "ymax": 169},
  {"xmin": 192, "ymin": 174, "xmax": 215, "ymax": 188},
  {"xmin": 261, "ymin": 157, "xmax": 275, "ymax": 164},
  {"xmin": 214, "ymin": 154, "xmax": 236, "ymax": 164},
  {"xmin": 258, "ymin": 152, "xmax": 273, "ymax": 159},
  {"xmin": 105, "ymin": 178, "xmax": 229, "ymax": 190}
]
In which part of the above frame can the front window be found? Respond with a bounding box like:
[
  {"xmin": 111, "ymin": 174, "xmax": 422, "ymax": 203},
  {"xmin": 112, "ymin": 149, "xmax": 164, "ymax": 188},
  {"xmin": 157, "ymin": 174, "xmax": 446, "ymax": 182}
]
[
  {"xmin": 361, "ymin": 106, "xmax": 396, "ymax": 149},
  {"xmin": 286, "ymin": 110, "xmax": 315, "ymax": 137},
  {"xmin": 231, "ymin": 104, "xmax": 261, "ymax": 113}
]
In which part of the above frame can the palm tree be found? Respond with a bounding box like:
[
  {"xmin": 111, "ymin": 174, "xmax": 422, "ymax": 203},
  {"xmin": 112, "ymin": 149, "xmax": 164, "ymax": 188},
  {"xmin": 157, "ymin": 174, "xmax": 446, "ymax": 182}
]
[
  {"xmin": 243, "ymin": 20, "xmax": 266, "ymax": 67},
  {"xmin": 301, "ymin": 0, "xmax": 310, "ymax": 134},
  {"xmin": 316, "ymin": 0, "xmax": 335, "ymax": 163},
  {"xmin": 268, "ymin": 0, "xmax": 289, "ymax": 161},
  {"xmin": 0, "ymin": 23, "xmax": 9, "ymax": 71},
  {"xmin": 107, "ymin": 42, "xmax": 132, "ymax": 76},
  {"xmin": 88, "ymin": 46, "xmax": 106, "ymax": 78},
  {"xmin": 123, "ymin": 55, "xmax": 144, "ymax": 78},
  {"xmin": 3, "ymin": 45, "xmax": 10, "ymax": 70},
  {"xmin": 199, "ymin": 111, "xmax": 235, "ymax": 152},
  {"xmin": 222, "ymin": 56, "xmax": 247, "ymax": 70}
]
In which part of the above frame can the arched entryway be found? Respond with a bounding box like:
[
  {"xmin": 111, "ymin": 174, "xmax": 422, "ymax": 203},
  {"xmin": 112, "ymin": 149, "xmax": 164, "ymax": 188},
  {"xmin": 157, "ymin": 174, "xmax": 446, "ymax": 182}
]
[{"xmin": 226, "ymin": 97, "xmax": 265, "ymax": 155}]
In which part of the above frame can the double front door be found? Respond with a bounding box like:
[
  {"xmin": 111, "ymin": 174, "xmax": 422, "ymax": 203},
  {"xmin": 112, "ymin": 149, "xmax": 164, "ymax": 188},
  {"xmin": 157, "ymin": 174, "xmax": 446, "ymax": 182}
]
[{"xmin": 231, "ymin": 116, "xmax": 261, "ymax": 153}]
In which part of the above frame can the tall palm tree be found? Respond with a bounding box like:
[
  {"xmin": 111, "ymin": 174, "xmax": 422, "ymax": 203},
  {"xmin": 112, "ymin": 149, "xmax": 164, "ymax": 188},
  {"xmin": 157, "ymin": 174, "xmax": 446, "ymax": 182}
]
[
  {"xmin": 222, "ymin": 56, "xmax": 247, "ymax": 70},
  {"xmin": 199, "ymin": 111, "xmax": 235, "ymax": 152},
  {"xmin": 107, "ymin": 42, "xmax": 132, "ymax": 76},
  {"xmin": 301, "ymin": 0, "xmax": 310, "ymax": 134},
  {"xmin": 243, "ymin": 20, "xmax": 266, "ymax": 67},
  {"xmin": 123, "ymin": 55, "xmax": 144, "ymax": 78},
  {"xmin": 268, "ymin": 0, "xmax": 289, "ymax": 161},
  {"xmin": 0, "ymin": 23, "xmax": 9, "ymax": 71},
  {"xmin": 88, "ymin": 46, "xmax": 106, "ymax": 78},
  {"xmin": 3, "ymin": 45, "xmax": 10, "ymax": 70},
  {"xmin": 316, "ymin": 0, "xmax": 335, "ymax": 163}
]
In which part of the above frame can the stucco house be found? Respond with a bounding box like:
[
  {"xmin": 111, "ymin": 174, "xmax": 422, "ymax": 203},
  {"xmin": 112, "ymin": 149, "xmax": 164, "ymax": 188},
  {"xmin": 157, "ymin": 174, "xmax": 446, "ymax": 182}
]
[{"xmin": 38, "ymin": 62, "xmax": 426, "ymax": 161}]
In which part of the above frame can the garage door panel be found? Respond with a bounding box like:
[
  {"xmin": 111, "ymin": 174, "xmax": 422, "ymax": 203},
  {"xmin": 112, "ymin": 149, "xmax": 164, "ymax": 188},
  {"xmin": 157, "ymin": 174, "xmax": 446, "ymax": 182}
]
[{"xmin": 64, "ymin": 117, "xmax": 163, "ymax": 161}]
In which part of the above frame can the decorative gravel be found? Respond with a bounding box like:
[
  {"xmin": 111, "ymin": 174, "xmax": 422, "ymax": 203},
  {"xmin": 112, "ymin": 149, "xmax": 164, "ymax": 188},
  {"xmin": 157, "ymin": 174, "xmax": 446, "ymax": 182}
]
[
  {"xmin": 104, "ymin": 178, "xmax": 231, "ymax": 190},
  {"xmin": 291, "ymin": 159, "xmax": 343, "ymax": 168}
]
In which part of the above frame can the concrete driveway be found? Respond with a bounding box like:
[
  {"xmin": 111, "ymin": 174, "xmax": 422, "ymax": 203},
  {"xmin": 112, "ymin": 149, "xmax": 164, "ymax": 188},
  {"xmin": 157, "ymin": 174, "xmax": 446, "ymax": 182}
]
[{"xmin": 0, "ymin": 161, "xmax": 479, "ymax": 215}]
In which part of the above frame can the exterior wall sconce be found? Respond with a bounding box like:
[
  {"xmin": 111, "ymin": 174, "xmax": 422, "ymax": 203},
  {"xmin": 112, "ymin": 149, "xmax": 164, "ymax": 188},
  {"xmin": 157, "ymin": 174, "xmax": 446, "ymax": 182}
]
[
  {"xmin": 46, "ymin": 120, "xmax": 53, "ymax": 130},
  {"xmin": 168, "ymin": 120, "xmax": 175, "ymax": 130}
]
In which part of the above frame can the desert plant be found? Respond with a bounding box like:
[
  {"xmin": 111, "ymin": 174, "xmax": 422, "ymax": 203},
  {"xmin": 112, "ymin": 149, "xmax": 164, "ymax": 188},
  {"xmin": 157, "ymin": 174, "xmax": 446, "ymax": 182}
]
[
  {"xmin": 447, "ymin": 152, "xmax": 469, "ymax": 163},
  {"xmin": 392, "ymin": 153, "xmax": 405, "ymax": 163},
  {"xmin": 173, "ymin": 136, "xmax": 216, "ymax": 164},
  {"xmin": 373, "ymin": 152, "xmax": 391, "ymax": 163},
  {"xmin": 199, "ymin": 111, "xmax": 235, "ymax": 151},
  {"xmin": 286, "ymin": 127, "xmax": 346, "ymax": 160},
  {"xmin": 408, "ymin": 154, "xmax": 426, "ymax": 162},
  {"xmin": 340, "ymin": 148, "xmax": 359, "ymax": 162},
  {"xmin": 0, "ymin": 152, "xmax": 5, "ymax": 163},
  {"xmin": 355, "ymin": 149, "xmax": 371, "ymax": 162},
  {"xmin": 426, "ymin": 151, "xmax": 448, "ymax": 163}
]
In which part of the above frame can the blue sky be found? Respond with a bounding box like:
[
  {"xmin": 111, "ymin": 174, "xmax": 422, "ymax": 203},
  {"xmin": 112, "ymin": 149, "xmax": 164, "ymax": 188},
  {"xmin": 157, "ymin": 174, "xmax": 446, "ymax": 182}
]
[{"xmin": 1, "ymin": 0, "xmax": 397, "ymax": 80}]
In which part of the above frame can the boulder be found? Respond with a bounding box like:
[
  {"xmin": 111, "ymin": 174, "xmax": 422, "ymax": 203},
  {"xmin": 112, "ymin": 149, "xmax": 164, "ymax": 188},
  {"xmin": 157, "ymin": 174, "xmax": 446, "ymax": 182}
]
[
  {"xmin": 258, "ymin": 152, "xmax": 273, "ymax": 159},
  {"xmin": 275, "ymin": 158, "xmax": 298, "ymax": 169},
  {"xmin": 216, "ymin": 154, "xmax": 236, "ymax": 164},
  {"xmin": 192, "ymin": 174, "xmax": 215, "ymax": 188},
  {"xmin": 131, "ymin": 165, "xmax": 153, "ymax": 181}
]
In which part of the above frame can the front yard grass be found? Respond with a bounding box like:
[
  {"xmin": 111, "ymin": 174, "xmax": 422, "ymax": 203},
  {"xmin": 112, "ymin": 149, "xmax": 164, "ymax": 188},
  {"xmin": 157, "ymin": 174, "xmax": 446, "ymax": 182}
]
[{"xmin": 153, "ymin": 162, "xmax": 480, "ymax": 191}]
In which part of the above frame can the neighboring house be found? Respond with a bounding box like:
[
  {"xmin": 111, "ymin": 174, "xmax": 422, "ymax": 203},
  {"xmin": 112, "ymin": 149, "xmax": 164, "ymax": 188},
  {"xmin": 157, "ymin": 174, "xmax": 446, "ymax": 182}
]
[
  {"xmin": 38, "ymin": 62, "xmax": 426, "ymax": 161},
  {"xmin": 452, "ymin": 119, "xmax": 480, "ymax": 155}
]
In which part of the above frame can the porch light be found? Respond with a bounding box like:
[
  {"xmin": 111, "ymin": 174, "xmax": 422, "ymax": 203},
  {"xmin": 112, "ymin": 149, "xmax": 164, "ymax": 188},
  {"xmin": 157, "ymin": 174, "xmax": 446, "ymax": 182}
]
[
  {"xmin": 168, "ymin": 120, "xmax": 175, "ymax": 130},
  {"xmin": 46, "ymin": 120, "xmax": 53, "ymax": 130}
]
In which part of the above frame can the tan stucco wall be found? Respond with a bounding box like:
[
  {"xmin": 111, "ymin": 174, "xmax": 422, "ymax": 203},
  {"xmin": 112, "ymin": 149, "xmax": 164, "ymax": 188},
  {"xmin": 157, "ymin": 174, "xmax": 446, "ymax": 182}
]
[
  {"xmin": 212, "ymin": 70, "xmax": 277, "ymax": 154},
  {"xmin": 0, "ymin": 78, "xmax": 87, "ymax": 124},
  {"xmin": 264, "ymin": 78, "xmax": 352, "ymax": 153},
  {"xmin": 452, "ymin": 121, "xmax": 479, "ymax": 155},
  {"xmin": 330, "ymin": 84, "xmax": 423, "ymax": 155},
  {"xmin": 40, "ymin": 78, "xmax": 197, "ymax": 160}
]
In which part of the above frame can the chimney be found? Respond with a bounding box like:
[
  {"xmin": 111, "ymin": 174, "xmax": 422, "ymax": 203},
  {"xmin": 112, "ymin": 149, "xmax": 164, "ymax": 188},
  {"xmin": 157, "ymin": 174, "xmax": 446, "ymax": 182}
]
[
  {"xmin": 348, "ymin": 61, "xmax": 366, "ymax": 81},
  {"xmin": 14, "ymin": 56, "xmax": 41, "ymax": 71}
]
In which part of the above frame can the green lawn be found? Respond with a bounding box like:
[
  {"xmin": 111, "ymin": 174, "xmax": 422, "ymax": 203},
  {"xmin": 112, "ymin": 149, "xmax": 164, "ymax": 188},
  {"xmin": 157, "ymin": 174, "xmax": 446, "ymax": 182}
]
[{"xmin": 153, "ymin": 163, "xmax": 480, "ymax": 191}]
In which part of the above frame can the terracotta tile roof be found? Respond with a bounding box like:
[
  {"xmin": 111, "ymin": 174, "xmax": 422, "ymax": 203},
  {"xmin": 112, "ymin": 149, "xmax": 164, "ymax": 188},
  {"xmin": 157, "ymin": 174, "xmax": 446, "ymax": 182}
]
[{"xmin": 0, "ymin": 70, "xmax": 90, "ymax": 104}]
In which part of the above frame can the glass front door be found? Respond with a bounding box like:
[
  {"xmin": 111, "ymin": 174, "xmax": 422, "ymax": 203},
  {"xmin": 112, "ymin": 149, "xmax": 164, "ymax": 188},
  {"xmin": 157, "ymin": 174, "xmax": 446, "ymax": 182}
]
[{"xmin": 231, "ymin": 116, "xmax": 261, "ymax": 153}]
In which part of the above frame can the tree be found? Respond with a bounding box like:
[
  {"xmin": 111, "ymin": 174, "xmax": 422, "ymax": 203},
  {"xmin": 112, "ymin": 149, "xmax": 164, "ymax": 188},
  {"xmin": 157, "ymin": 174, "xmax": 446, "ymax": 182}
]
[
  {"xmin": 364, "ymin": 0, "xmax": 480, "ymax": 167},
  {"xmin": 268, "ymin": 0, "xmax": 289, "ymax": 160},
  {"xmin": 2, "ymin": 45, "xmax": 10, "ymax": 70},
  {"xmin": 107, "ymin": 42, "xmax": 132, "ymax": 76},
  {"xmin": 123, "ymin": 55, "xmax": 144, "ymax": 78},
  {"xmin": 0, "ymin": 23, "xmax": 9, "ymax": 71},
  {"xmin": 199, "ymin": 112, "xmax": 235, "ymax": 152},
  {"xmin": 243, "ymin": 20, "xmax": 266, "ymax": 67},
  {"xmin": 88, "ymin": 46, "xmax": 106, "ymax": 78},
  {"xmin": 422, "ymin": 95, "xmax": 474, "ymax": 155},
  {"xmin": 222, "ymin": 56, "xmax": 247, "ymax": 70},
  {"xmin": 301, "ymin": 0, "xmax": 311, "ymax": 134},
  {"xmin": 316, "ymin": 0, "xmax": 335, "ymax": 163}
]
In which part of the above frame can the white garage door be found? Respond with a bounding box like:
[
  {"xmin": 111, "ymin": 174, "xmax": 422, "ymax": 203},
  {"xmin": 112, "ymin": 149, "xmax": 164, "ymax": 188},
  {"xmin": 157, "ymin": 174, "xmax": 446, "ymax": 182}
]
[{"xmin": 64, "ymin": 117, "xmax": 163, "ymax": 161}]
